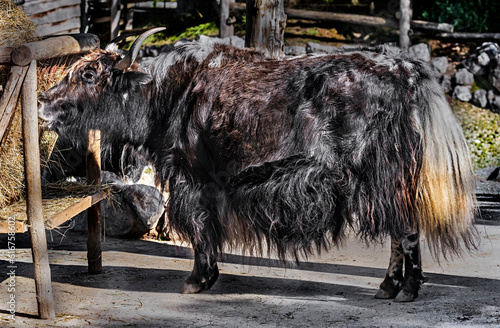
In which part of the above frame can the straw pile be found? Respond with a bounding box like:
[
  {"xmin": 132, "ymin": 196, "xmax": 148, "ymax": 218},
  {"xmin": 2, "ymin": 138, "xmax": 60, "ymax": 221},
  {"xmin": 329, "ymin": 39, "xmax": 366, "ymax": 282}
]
[{"xmin": 0, "ymin": 0, "xmax": 72, "ymax": 209}]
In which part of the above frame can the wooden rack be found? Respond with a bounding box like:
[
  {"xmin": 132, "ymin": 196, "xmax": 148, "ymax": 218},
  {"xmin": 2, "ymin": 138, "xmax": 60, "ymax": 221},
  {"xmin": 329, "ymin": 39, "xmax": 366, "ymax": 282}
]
[{"xmin": 0, "ymin": 34, "xmax": 101, "ymax": 319}]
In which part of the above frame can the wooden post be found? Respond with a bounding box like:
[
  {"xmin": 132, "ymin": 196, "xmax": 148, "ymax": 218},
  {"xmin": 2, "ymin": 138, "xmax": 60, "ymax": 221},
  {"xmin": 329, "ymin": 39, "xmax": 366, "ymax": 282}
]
[
  {"xmin": 111, "ymin": 0, "xmax": 121, "ymax": 40},
  {"xmin": 399, "ymin": 0, "xmax": 412, "ymax": 51},
  {"xmin": 0, "ymin": 65, "xmax": 28, "ymax": 145},
  {"xmin": 220, "ymin": 0, "xmax": 235, "ymax": 38},
  {"xmin": 246, "ymin": 0, "xmax": 287, "ymax": 59},
  {"xmin": 21, "ymin": 60, "xmax": 55, "ymax": 319},
  {"xmin": 86, "ymin": 129, "xmax": 102, "ymax": 274}
]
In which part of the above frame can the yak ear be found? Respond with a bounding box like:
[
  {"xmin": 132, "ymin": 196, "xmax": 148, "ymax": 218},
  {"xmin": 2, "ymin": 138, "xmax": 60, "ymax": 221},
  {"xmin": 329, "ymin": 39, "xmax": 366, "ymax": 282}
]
[{"xmin": 124, "ymin": 71, "xmax": 153, "ymax": 86}]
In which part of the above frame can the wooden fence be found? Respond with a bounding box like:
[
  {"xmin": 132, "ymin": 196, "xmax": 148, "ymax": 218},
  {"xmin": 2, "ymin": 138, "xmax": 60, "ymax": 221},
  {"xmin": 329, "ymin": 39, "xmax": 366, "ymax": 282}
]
[{"xmin": 21, "ymin": 0, "xmax": 82, "ymax": 36}]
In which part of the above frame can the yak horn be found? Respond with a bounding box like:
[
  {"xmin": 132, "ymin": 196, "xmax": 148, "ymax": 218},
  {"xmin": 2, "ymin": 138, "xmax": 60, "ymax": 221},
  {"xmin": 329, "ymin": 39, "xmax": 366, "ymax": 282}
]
[
  {"xmin": 105, "ymin": 33, "xmax": 136, "ymax": 52},
  {"xmin": 113, "ymin": 27, "xmax": 166, "ymax": 70}
]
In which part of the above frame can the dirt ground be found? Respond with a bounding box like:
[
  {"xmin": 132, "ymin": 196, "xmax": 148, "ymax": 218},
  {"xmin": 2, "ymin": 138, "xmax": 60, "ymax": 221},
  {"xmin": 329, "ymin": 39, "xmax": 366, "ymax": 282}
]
[{"xmin": 0, "ymin": 210, "xmax": 499, "ymax": 328}]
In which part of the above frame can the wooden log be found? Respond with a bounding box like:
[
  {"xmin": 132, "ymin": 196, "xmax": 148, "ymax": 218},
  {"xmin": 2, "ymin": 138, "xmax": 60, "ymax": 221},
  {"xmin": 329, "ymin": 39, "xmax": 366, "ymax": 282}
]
[
  {"xmin": 220, "ymin": 0, "xmax": 235, "ymax": 38},
  {"xmin": 0, "ymin": 219, "xmax": 26, "ymax": 233},
  {"xmin": 437, "ymin": 32, "xmax": 500, "ymax": 42},
  {"xmin": 86, "ymin": 130, "xmax": 102, "ymax": 274},
  {"xmin": 0, "ymin": 65, "xmax": 29, "ymax": 146},
  {"xmin": 246, "ymin": 0, "xmax": 287, "ymax": 59},
  {"xmin": 399, "ymin": 0, "xmax": 411, "ymax": 51},
  {"xmin": 21, "ymin": 60, "xmax": 55, "ymax": 319},
  {"xmin": 11, "ymin": 34, "xmax": 99, "ymax": 67}
]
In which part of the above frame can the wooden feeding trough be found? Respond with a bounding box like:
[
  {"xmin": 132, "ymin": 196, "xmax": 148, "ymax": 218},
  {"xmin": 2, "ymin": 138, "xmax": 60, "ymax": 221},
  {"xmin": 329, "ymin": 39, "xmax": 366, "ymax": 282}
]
[{"xmin": 0, "ymin": 34, "xmax": 103, "ymax": 319}]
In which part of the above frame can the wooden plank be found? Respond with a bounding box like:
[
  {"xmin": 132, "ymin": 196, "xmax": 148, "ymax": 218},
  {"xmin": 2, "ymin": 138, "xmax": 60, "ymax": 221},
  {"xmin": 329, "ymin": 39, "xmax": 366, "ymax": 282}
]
[
  {"xmin": 87, "ymin": 130, "xmax": 102, "ymax": 274},
  {"xmin": 0, "ymin": 219, "xmax": 26, "ymax": 233},
  {"xmin": 0, "ymin": 47, "xmax": 13, "ymax": 64},
  {"xmin": 11, "ymin": 34, "xmax": 99, "ymax": 66},
  {"xmin": 29, "ymin": 5, "xmax": 80, "ymax": 26},
  {"xmin": 0, "ymin": 65, "xmax": 29, "ymax": 146},
  {"xmin": 21, "ymin": 60, "xmax": 55, "ymax": 319},
  {"xmin": 22, "ymin": 0, "xmax": 80, "ymax": 16},
  {"xmin": 35, "ymin": 18, "xmax": 81, "ymax": 37},
  {"xmin": 45, "ymin": 191, "xmax": 107, "ymax": 229}
]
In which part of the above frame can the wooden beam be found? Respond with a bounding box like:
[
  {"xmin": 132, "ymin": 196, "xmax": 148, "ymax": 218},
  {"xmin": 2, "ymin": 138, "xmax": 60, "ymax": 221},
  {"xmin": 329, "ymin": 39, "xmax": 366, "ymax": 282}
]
[
  {"xmin": 231, "ymin": 3, "xmax": 453, "ymax": 32},
  {"xmin": 0, "ymin": 47, "xmax": 13, "ymax": 64},
  {"xmin": 110, "ymin": 0, "xmax": 121, "ymax": 40},
  {"xmin": 0, "ymin": 65, "xmax": 29, "ymax": 146},
  {"xmin": 86, "ymin": 130, "xmax": 102, "ymax": 274},
  {"xmin": 0, "ymin": 219, "xmax": 26, "ymax": 233},
  {"xmin": 11, "ymin": 34, "xmax": 99, "ymax": 67},
  {"xmin": 21, "ymin": 60, "xmax": 55, "ymax": 319},
  {"xmin": 399, "ymin": 0, "xmax": 411, "ymax": 51},
  {"xmin": 437, "ymin": 32, "xmax": 500, "ymax": 42},
  {"xmin": 45, "ymin": 191, "xmax": 107, "ymax": 229}
]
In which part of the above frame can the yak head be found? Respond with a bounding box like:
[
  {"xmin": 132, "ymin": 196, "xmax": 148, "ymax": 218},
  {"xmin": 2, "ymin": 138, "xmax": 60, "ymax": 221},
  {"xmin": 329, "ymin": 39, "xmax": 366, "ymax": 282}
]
[{"xmin": 38, "ymin": 27, "xmax": 165, "ymax": 149}]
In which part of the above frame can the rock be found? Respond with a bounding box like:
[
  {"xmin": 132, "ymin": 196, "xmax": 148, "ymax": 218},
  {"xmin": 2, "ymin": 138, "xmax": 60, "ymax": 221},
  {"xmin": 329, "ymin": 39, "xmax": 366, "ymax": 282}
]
[
  {"xmin": 122, "ymin": 184, "xmax": 165, "ymax": 230},
  {"xmin": 493, "ymin": 65, "xmax": 500, "ymax": 93},
  {"xmin": 472, "ymin": 89, "xmax": 488, "ymax": 108},
  {"xmin": 285, "ymin": 46, "xmax": 306, "ymax": 56},
  {"xmin": 409, "ymin": 43, "xmax": 430, "ymax": 62},
  {"xmin": 477, "ymin": 52, "xmax": 491, "ymax": 66},
  {"xmin": 229, "ymin": 35, "xmax": 245, "ymax": 48},
  {"xmin": 454, "ymin": 68, "xmax": 475, "ymax": 85},
  {"xmin": 452, "ymin": 85, "xmax": 472, "ymax": 102},
  {"xmin": 431, "ymin": 56, "xmax": 448, "ymax": 75},
  {"xmin": 491, "ymin": 95, "xmax": 500, "ymax": 114},
  {"xmin": 73, "ymin": 171, "xmax": 165, "ymax": 238},
  {"xmin": 306, "ymin": 42, "xmax": 338, "ymax": 54},
  {"xmin": 441, "ymin": 74, "xmax": 453, "ymax": 93}
]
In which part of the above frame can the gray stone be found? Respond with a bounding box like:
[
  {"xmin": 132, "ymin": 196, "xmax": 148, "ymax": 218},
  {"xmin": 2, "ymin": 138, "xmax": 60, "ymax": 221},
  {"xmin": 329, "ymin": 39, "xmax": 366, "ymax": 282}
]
[
  {"xmin": 306, "ymin": 42, "xmax": 338, "ymax": 54},
  {"xmin": 229, "ymin": 35, "xmax": 245, "ymax": 48},
  {"xmin": 409, "ymin": 43, "xmax": 431, "ymax": 62},
  {"xmin": 73, "ymin": 171, "xmax": 164, "ymax": 238},
  {"xmin": 122, "ymin": 184, "xmax": 165, "ymax": 229},
  {"xmin": 441, "ymin": 74, "xmax": 453, "ymax": 93},
  {"xmin": 454, "ymin": 68, "xmax": 475, "ymax": 85},
  {"xmin": 491, "ymin": 95, "xmax": 500, "ymax": 114},
  {"xmin": 452, "ymin": 85, "xmax": 472, "ymax": 102},
  {"xmin": 431, "ymin": 56, "xmax": 448, "ymax": 75},
  {"xmin": 478, "ymin": 52, "xmax": 491, "ymax": 66},
  {"xmin": 493, "ymin": 65, "xmax": 500, "ymax": 92},
  {"xmin": 472, "ymin": 89, "xmax": 488, "ymax": 108},
  {"xmin": 285, "ymin": 46, "xmax": 306, "ymax": 56}
]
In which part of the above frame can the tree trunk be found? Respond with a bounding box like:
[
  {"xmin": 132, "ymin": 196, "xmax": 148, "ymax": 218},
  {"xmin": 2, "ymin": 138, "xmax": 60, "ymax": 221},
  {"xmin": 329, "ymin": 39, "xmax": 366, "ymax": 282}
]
[{"xmin": 246, "ymin": 0, "xmax": 287, "ymax": 59}]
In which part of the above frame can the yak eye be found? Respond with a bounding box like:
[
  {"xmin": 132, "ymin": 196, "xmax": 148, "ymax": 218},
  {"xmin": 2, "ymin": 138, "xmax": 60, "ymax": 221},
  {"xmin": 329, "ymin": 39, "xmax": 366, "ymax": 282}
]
[{"xmin": 82, "ymin": 69, "xmax": 97, "ymax": 84}]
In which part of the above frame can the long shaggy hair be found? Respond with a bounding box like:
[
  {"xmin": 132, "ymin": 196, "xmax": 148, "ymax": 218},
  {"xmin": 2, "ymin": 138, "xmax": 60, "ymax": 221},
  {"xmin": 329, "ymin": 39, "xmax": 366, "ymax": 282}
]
[{"xmin": 39, "ymin": 38, "xmax": 477, "ymax": 263}]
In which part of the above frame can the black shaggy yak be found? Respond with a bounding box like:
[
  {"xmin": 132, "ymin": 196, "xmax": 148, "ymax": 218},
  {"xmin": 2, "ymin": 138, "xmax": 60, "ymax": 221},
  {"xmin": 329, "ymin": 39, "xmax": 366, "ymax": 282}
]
[{"xmin": 39, "ymin": 28, "xmax": 477, "ymax": 302}]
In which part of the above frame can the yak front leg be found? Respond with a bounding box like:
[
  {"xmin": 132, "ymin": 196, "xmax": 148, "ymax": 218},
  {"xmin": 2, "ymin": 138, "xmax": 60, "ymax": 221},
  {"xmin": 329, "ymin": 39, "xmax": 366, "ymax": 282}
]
[
  {"xmin": 375, "ymin": 236, "xmax": 404, "ymax": 299},
  {"xmin": 181, "ymin": 246, "xmax": 219, "ymax": 294}
]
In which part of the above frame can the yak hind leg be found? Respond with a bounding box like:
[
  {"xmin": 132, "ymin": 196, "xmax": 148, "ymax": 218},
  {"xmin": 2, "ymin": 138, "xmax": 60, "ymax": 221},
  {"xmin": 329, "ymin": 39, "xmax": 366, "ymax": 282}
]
[
  {"xmin": 181, "ymin": 247, "xmax": 219, "ymax": 294},
  {"xmin": 375, "ymin": 236, "xmax": 404, "ymax": 299},
  {"xmin": 394, "ymin": 231, "xmax": 426, "ymax": 302}
]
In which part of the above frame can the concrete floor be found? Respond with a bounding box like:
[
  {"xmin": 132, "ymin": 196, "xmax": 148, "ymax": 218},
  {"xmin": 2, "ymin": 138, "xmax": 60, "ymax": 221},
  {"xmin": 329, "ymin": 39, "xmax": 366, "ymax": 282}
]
[{"xmin": 1, "ymin": 217, "xmax": 499, "ymax": 327}]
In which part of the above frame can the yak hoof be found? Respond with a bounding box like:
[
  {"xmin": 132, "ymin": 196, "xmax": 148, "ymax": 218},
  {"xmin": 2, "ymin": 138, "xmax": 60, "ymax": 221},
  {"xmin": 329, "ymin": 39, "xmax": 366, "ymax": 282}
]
[
  {"xmin": 375, "ymin": 288, "xmax": 398, "ymax": 299},
  {"xmin": 394, "ymin": 290, "xmax": 416, "ymax": 302},
  {"xmin": 180, "ymin": 268, "xmax": 220, "ymax": 294}
]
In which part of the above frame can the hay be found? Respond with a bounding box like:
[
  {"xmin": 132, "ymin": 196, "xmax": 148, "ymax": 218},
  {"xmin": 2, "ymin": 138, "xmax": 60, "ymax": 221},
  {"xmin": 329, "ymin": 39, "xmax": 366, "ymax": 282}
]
[
  {"xmin": 0, "ymin": 180, "xmax": 111, "ymax": 223},
  {"xmin": 0, "ymin": 1, "xmax": 76, "ymax": 210},
  {"xmin": 0, "ymin": 0, "xmax": 39, "ymax": 48}
]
